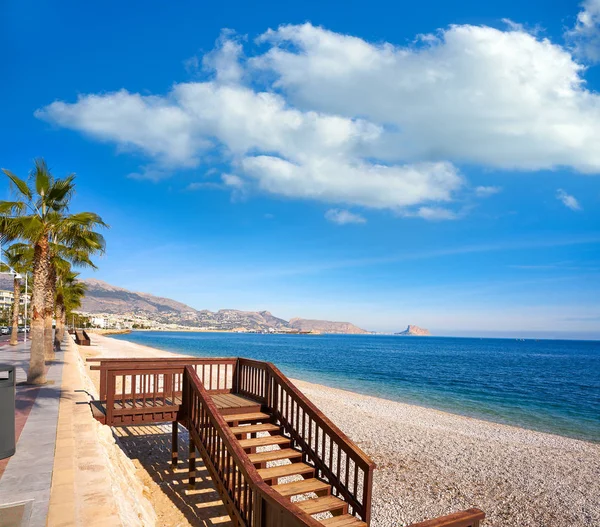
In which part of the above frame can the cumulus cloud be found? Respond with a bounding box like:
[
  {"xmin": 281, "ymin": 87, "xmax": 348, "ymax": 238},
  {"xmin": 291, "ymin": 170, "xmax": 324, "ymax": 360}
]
[
  {"xmin": 37, "ymin": 90, "xmax": 203, "ymax": 167},
  {"xmin": 566, "ymin": 0, "xmax": 600, "ymax": 62},
  {"xmin": 35, "ymin": 20, "xmax": 600, "ymax": 218},
  {"xmin": 255, "ymin": 23, "xmax": 600, "ymax": 172},
  {"xmin": 325, "ymin": 209, "xmax": 366, "ymax": 225},
  {"xmin": 556, "ymin": 189, "xmax": 582, "ymax": 210}
]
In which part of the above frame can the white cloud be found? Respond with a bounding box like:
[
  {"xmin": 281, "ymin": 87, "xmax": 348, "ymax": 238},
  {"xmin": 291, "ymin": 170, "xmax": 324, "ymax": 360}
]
[
  {"xmin": 36, "ymin": 44, "xmax": 463, "ymax": 213},
  {"xmin": 566, "ymin": 0, "xmax": 600, "ymax": 62},
  {"xmin": 222, "ymin": 173, "xmax": 245, "ymax": 188},
  {"xmin": 255, "ymin": 23, "xmax": 600, "ymax": 172},
  {"xmin": 475, "ymin": 186, "xmax": 502, "ymax": 197},
  {"xmin": 35, "ymin": 19, "xmax": 600, "ymax": 219},
  {"xmin": 325, "ymin": 209, "xmax": 366, "ymax": 225},
  {"xmin": 556, "ymin": 189, "xmax": 582, "ymax": 210},
  {"xmin": 410, "ymin": 207, "xmax": 459, "ymax": 221},
  {"xmin": 202, "ymin": 31, "xmax": 245, "ymax": 84},
  {"xmin": 240, "ymin": 156, "xmax": 461, "ymax": 209},
  {"xmin": 36, "ymin": 90, "xmax": 204, "ymax": 167}
]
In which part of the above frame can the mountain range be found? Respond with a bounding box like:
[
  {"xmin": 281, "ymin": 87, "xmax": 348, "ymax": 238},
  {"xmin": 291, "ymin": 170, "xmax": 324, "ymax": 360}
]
[{"xmin": 81, "ymin": 279, "xmax": 369, "ymax": 334}]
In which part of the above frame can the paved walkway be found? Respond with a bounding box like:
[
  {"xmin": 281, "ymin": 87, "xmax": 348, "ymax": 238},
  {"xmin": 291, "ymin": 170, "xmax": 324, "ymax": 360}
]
[
  {"xmin": 46, "ymin": 338, "xmax": 122, "ymax": 527},
  {"xmin": 0, "ymin": 342, "xmax": 64, "ymax": 527}
]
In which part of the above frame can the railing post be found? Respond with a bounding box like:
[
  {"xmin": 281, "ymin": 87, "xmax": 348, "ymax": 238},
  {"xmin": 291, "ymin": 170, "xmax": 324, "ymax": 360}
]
[
  {"xmin": 232, "ymin": 358, "xmax": 240, "ymax": 394},
  {"xmin": 252, "ymin": 491, "xmax": 263, "ymax": 526},
  {"xmin": 106, "ymin": 372, "xmax": 115, "ymax": 425},
  {"xmin": 363, "ymin": 464, "xmax": 374, "ymax": 525},
  {"xmin": 270, "ymin": 366, "xmax": 278, "ymax": 419},
  {"xmin": 164, "ymin": 372, "xmax": 173, "ymax": 401},
  {"xmin": 265, "ymin": 369, "xmax": 272, "ymax": 409},
  {"xmin": 189, "ymin": 434, "xmax": 196, "ymax": 490},
  {"xmin": 99, "ymin": 364, "xmax": 107, "ymax": 401},
  {"xmin": 172, "ymin": 421, "xmax": 179, "ymax": 467}
]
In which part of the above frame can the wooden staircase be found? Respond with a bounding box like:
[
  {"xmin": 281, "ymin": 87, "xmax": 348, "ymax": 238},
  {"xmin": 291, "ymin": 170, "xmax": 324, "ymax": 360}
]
[
  {"xmin": 89, "ymin": 356, "xmax": 485, "ymax": 527},
  {"xmin": 226, "ymin": 407, "xmax": 366, "ymax": 527}
]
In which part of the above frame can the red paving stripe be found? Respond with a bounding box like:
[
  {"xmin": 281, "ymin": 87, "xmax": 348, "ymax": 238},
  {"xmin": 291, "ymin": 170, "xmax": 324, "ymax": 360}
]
[{"xmin": 0, "ymin": 364, "xmax": 49, "ymax": 479}]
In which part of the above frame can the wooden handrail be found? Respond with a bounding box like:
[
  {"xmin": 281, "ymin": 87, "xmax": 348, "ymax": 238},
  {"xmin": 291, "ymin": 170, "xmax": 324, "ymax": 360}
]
[
  {"xmin": 237, "ymin": 358, "xmax": 376, "ymax": 524},
  {"xmin": 183, "ymin": 365, "xmax": 323, "ymax": 527},
  {"xmin": 407, "ymin": 508, "xmax": 485, "ymax": 527},
  {"xmin": 88, "ymin": 357, "xmax": 237, "ymax": 401}
]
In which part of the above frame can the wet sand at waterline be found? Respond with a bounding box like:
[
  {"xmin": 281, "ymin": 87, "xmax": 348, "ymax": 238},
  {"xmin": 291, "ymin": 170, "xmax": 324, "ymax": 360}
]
[{"xmin": 81, "ymin": 333, "xmax": 600, "ymax": 527}]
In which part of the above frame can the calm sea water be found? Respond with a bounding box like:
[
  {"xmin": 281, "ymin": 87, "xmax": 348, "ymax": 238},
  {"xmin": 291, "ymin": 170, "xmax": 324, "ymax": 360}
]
[{"xmin": 112, "ymin": 332, "xmax": 600, "ymax": 443}]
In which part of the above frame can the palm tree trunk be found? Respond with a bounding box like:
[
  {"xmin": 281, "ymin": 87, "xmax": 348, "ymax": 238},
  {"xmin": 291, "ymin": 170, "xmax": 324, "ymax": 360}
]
[
  {"xmin": 29, "ymin": 237, "xmax": 48, "ymax": 384},
  {"xmin": 9, "ymin": 276, "xmax": 20, "ymax": 346},
  {"xmin": 61, "ymin": 310, "xmax": 67, "ymax": 340},
  {"xmin": 44, "ymin": 264, "xmax": 56, "ymax": 360},
  {"xmin": 55, "ymin": 298, "xmax": 64, "ymax": 350}
]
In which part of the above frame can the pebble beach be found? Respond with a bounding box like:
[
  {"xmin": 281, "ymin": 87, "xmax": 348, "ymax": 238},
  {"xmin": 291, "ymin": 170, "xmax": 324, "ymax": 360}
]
[{"xmin": 84, "ymin": 333, "xmax": 600, "ymax": 527}]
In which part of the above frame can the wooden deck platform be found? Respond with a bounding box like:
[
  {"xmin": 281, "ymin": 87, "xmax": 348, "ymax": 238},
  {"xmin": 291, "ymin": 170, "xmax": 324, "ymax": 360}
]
[{"xmin": 91, "ymin": 393, "xmax": 261, "ymax": 424}]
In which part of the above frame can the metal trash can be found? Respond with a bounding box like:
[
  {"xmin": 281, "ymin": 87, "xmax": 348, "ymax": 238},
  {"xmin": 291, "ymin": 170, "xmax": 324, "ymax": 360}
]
[{"xmin": 0, "ymin": 365, "xmax": 16, "ymax": 459}]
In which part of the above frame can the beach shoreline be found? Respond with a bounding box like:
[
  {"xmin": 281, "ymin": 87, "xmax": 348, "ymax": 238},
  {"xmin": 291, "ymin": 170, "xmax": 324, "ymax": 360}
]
[{"xmin": 84, "ymin": 333, "xmax": 600, "ymax": 527}]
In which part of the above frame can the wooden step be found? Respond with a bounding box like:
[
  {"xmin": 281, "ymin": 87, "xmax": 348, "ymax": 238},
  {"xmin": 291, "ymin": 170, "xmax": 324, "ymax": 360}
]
[
  {"xmin": 296, "ymin": 496, "xmax": 348, "ymax": 516},
  {"xmin": 239, "ymin": 435, "xmax": 291, "ymax": 449},
  {"xmin": 248, "ymin": 448, "xmax": 302, "ymax": 465},
  {"xmin": 271, "ymin": 478, "xmax": 331, "ymax": 498},
  {"xmin": 230, "ymin": 423, "xmax": 280, "ymax": 435},
  {"xmin": 258, "ymin": 462, "xmax": 315, "ymax": 482},
  {"xmin": 321, "ymin": 514, "xmax": 367, "ymax": 526},
  {"xmin": 223, "ymin": 412, "xmax": 270, "ymax": 424}
]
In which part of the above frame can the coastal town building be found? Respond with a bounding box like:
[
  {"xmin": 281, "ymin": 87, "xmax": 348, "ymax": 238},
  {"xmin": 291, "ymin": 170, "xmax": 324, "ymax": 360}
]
[{"xmin": 0, "ymin": 289, "xmax": 30, "ymax": 310}]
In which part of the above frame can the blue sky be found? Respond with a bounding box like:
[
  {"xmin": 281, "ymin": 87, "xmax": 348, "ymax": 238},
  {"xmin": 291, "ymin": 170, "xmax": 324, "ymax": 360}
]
[{"xmin": 2, "ymin": 0, "xmax": 600, "ymax": 338}]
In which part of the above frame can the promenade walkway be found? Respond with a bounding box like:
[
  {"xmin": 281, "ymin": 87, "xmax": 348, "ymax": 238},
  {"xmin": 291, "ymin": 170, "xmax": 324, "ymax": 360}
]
[
  {"xmin": 0, "ymin": 341, "xmax": 63, "ymax": 527},
  {"xmin": 0, "ymin": 337, "xmax": 123, "ymax": 527}
]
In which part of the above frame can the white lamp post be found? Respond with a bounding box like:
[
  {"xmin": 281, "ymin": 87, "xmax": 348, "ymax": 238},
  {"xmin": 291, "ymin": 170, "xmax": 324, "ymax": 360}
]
[{"xmin": 13, "ymin": 272, "xmax": 27, "ymax": 346}]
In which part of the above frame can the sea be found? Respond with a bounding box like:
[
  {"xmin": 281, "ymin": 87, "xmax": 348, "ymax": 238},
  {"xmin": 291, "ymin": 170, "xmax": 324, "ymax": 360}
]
[{"xmin": 111, "ymin": 332, "xmax": 600, "ymax": 443}]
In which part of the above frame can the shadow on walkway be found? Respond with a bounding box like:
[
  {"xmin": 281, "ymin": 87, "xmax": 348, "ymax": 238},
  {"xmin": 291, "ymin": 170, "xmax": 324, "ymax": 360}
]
[{"xmin": 114, "ymin": 424, "xmax": 233, "ymax": 527}]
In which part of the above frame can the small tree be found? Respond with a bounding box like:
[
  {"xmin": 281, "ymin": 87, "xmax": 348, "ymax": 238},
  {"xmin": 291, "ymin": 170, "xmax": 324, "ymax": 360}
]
[{"xmin": 2, "ymin": 245, "xmax": 31, "ymax": 345}]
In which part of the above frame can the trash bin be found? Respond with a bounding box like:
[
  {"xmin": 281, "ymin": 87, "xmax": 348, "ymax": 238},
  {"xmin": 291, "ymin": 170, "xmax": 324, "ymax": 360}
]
[{"xmin": 0, "ymin": 365, "xmax": 16, "ymax": 459}]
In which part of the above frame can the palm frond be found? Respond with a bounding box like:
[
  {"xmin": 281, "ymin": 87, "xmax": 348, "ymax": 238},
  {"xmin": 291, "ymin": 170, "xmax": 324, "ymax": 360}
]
[
  {"xmin": 33, "ymin": 158, "xmax": 52, "ymax": 198},
  {"xmin": 2, "ymin": 169, "xmax": 32, "ymax": 200},
  {"xmin": 47, "ymin": 175, "xmax": 76, "ymax": 211},
  {"xmin": 0, "ymin": 201, "xmax": 26, "ymax": 215}
]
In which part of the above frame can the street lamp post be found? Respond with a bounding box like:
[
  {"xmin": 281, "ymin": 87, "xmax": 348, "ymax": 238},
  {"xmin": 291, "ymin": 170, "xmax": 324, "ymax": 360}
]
[{"xmin": 12, "ymin": 272, "xmax": 27, "ymax": 347}]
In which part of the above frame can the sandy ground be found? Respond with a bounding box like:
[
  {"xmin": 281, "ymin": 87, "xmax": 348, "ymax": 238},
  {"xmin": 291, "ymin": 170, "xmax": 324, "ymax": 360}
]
[{"xmin": 82, "ymin": 334, "xmax": 600, "ymax": 527}]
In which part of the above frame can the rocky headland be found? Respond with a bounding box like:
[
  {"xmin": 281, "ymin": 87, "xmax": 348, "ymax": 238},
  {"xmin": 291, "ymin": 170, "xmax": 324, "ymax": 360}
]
[{"xmin": 395, "ymin": 324, "xmax": 431, "ymax": 336}]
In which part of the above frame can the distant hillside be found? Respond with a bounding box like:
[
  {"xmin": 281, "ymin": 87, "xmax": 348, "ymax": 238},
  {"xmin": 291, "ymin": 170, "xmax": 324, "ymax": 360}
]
[
  {"xmin": 83, "ymin": 279, "xmax": 195, "ymax": 314},
  {"xmin": 288, "ymin": 318, "xmax": 369, "ymax": 335},
  {"xmin": 81, "ymin": 279, "xmax": 369, "ymax": 333}
]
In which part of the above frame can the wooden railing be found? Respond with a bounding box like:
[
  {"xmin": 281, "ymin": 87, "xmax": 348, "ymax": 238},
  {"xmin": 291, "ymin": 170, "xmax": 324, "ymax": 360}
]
[
  {"xmin": 88, "ymin": 357, "xmax": 237, "ymax": 426},
  {"xmin": 237, "ymin": 358, "xmax": 376, "ymax": 524},
  {"xmin": 182, "ymin": 365, "xmax": 322, "ymax": 527}
]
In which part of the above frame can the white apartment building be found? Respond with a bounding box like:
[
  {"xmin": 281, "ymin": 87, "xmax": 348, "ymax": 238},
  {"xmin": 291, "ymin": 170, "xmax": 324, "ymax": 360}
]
[{"xmin": 0, "ymin": 289, "xmax": 30, "ymax": 310}]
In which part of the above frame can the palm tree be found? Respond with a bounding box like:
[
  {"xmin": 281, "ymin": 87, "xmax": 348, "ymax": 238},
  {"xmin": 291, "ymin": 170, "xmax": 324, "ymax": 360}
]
[
  {"xmin": 5, "ymin": 242, "xmax": 92, "ymax": 353},
  {"xmin": 0, "ymin": 159, "xmax": 107, "ymax": 384},
  {"xmin": 46, "ymin": 239, "xmax": 100, "ymax": 356},
  {"xmin": 2, "ymin": 245, "xmax": 31, "ymax": 346},
  {"xmin": 57, "ymin": 272, "xmax": 87, "ymax": 343}
]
